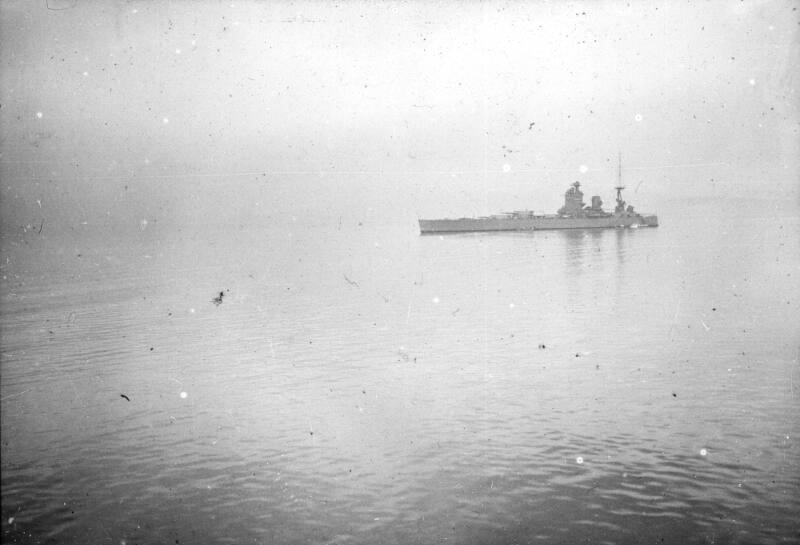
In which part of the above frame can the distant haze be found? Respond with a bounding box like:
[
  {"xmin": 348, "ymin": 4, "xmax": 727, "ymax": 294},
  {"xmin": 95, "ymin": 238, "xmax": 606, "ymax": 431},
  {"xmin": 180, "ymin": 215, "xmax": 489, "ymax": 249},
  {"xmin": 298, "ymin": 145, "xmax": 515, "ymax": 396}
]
[{"xmin": 1, "ymin": 0, "xmax": 798, "ymax": 233}]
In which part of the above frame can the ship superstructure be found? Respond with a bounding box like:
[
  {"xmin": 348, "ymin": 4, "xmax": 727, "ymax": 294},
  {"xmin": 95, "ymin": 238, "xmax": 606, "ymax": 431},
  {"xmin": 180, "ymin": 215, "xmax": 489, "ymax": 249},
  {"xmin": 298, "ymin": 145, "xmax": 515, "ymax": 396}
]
[{"xmin": 418, "ymin": 181, "xmax": 658, "ymax": 234}]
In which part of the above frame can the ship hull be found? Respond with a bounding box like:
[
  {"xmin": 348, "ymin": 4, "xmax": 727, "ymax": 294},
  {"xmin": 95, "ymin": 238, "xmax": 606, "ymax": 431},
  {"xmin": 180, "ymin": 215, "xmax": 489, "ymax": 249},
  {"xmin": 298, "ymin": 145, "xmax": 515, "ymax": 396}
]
[{"xmin": 419, "ymin": 213, "xmax": 658, "ymax": 234}]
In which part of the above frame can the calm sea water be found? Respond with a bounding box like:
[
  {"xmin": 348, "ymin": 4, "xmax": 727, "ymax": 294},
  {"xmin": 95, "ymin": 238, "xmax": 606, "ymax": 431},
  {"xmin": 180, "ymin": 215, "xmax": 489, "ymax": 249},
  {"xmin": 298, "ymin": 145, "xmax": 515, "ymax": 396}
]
[{"xmin": 2, "ymin": 198, "xmax": 798, "ymax": 544}]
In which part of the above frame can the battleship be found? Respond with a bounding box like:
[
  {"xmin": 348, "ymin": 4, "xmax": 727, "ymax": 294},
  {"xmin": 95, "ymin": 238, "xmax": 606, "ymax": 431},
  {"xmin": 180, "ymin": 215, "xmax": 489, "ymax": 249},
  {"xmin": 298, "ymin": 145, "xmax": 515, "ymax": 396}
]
[{"xmin": 418, "ymin": 181, "xmax": 658, "ymax": 234}]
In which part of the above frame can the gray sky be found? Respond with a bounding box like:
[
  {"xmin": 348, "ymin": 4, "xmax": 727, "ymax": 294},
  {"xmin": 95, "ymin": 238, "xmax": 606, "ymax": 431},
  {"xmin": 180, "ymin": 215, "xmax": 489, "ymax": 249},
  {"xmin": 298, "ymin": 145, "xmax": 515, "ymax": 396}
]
[{"xmin": 1, "ymin": 0, "xmax": 798, "ymax": 231}]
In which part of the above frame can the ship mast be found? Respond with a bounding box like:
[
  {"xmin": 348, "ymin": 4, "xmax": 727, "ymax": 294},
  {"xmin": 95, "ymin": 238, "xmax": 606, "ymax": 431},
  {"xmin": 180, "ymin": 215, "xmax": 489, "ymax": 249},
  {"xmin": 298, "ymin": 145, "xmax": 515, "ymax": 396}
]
[{"xmin": 614, "ymin": 152, "xmax": 625, "ymax": 211}]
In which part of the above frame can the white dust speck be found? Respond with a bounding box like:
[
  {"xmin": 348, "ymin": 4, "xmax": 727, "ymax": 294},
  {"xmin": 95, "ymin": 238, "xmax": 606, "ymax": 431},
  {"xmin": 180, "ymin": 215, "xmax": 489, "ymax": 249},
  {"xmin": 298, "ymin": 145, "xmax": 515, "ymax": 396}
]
[
  {"xmin": 700, "ymin": 448, "xmax": 708, "ymax": 456},
  {"xmin": 576, "ymin": 456, "xmax": 584, "ymax": 464},
  {"xmin": 36, "ymin": 112, "xmax": 43, "ymax": 119},
  {"xmin": 144, "ymin": 158, "xmax": 151, "ymax": 165},
  {"xmin": 162, "ymin": 117, "xmax": 169, "ymax": 124},
  {"xmin": 432, "ymin": 296, "xmax": 440, "ymax": 304},
  {"xmin": 634, "ymin": 113, "xmax": 643, "ymax": 122},
  {"xmin": 83, "ymin": 71, "xmax": 88, "ymax": 77},
  {"xmin": 749, "ymin": 78, "xmax": 756, "ymax": 86},
  {"xmin": 579, "ymin": 164, "xmax": 589, "ymax": 174},
  {"xmin": 139, "ymin": 219, "xmax": 148, "ymax": 230},
  {"xmin": 180, "ymin": 391, "xmax": 188, "ymax": 399},
  {"xmin": 502, "ymin": 163, "xmax": 511, "ymax": 173},
  {"xmin": 189, "ymin": 308, "xmax": 195, "ymax": 313},
  {"xmin": 508, "ymin": 303, "xmax": 515, "ymax": 309},
  {"xmin": 8, "ymin": 517, "xmax": 14, "ymax": 524},
  {"xmin": 768, "ymin": 25, "xmax": 774, "ymax": 31},
  {"xmin": 191, "ymin": 40, "xmax": 197, "ymax": 46},
  {"xmin": 131, "ymin": 8, "xmax": 138, "ymax": 14},
  {"xmin": 175, "ymin": 48, "xmax": 182, "ymax": 55}
]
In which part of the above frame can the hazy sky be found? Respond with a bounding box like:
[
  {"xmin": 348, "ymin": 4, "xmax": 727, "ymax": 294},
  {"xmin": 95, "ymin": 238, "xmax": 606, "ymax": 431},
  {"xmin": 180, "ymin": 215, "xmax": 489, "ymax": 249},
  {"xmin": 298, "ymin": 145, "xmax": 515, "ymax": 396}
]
[{"xmin": 1, "ymin": 0, "xmax": 797, "ymax": 231}]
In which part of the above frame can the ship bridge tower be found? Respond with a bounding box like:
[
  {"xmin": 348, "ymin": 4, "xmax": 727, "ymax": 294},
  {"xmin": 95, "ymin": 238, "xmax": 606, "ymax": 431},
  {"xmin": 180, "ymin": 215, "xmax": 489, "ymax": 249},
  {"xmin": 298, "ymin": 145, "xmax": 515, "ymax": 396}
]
[
  {"xmin": 614, "ymin": 185, "xmax": 626, "ymax": 213},
  {"xmin": 558, "ymin": 181, "xmax": 586, "ymax": 217}
]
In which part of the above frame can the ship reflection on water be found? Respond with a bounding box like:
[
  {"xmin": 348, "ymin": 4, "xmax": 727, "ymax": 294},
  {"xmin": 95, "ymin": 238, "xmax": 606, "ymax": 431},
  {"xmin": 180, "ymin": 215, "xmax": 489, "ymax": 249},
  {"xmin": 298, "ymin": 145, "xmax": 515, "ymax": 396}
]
[{"xmin": 560, "ymin": 227, "xmax": 630, "ymax": 271}]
